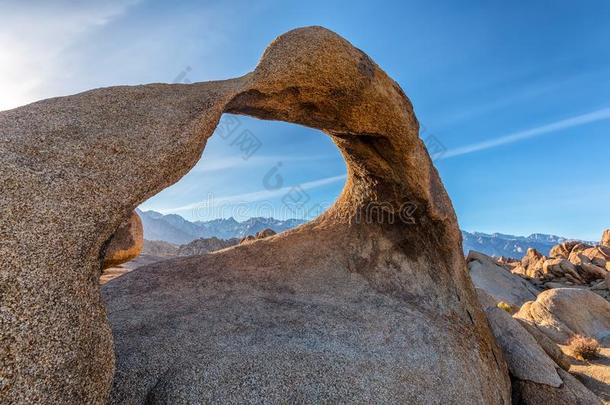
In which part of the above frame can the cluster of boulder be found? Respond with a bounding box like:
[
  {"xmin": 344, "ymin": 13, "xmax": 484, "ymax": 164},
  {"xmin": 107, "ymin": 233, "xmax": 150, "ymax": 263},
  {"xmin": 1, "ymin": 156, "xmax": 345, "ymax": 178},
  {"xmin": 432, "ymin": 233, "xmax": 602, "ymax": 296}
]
[
  {"xmin": 467, "ymin": 233, "xmax": 610, "ymax": 403},
  {"xmin": 498, "ymin": 231, "xmax": 610, "ymax": 301},
  {"xmin": 239, "ymin": 228, "xmax": 277, "ymax": 244}
]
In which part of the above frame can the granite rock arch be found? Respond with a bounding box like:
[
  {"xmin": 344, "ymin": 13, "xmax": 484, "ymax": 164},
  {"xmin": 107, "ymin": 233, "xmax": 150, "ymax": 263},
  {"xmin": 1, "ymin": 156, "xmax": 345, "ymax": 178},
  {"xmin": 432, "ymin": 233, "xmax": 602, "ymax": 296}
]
[{"xmin": 0, "ymin": 26, "xmax": 510, "ymax": 404}]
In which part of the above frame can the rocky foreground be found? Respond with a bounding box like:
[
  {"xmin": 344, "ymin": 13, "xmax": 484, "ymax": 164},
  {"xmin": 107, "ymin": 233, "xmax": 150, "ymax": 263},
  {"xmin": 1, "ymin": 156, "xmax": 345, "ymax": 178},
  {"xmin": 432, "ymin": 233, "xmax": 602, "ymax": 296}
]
[
  {"xmin": 468, "ymin": 229, "xmax": 610, "ymax": 403},
  {"xmin": 1, "ymin": 26, "xmax": 608, "ymax": 404},
  {"xmin": 105, "ymin": 222, "xmax": 610, "ymax": 403},
  {"xmin": 100, "ymin": 230, "xmax": 278, "ymax": 284}
]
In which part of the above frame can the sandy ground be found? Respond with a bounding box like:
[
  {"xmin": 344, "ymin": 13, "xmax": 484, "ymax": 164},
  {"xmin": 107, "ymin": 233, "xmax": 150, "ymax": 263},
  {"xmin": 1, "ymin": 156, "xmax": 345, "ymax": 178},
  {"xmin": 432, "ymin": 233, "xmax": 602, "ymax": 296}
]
[
  {"xmin": 564, "ymin": 346, "xmax": 610, "ymax": 403},
  {"xmin": 100, "ymin": 254, "xmax": 166, "ymax": 284}
]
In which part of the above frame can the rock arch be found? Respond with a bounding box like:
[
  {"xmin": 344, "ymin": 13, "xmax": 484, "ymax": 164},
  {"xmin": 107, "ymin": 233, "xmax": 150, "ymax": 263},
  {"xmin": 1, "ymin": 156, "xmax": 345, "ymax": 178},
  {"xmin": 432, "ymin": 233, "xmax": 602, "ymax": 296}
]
[{"xmin": 0, "ymin": 27, "xmax": 510, "ymax": 403}]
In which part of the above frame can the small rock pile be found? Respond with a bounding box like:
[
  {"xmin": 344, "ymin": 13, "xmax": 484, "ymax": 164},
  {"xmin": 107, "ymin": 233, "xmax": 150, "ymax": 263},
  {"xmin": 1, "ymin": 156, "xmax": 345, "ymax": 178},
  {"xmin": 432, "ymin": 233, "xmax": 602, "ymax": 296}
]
[
  {"xmin": 239, "ymin": 228, "xmax": 277, "ymax": 244},
  {"xmin": 502, "ymin": 230, "xmax": 610, "ymax": 301},
  {"xmin": 177, "ymin": 236, "xmax": 239, "ymax": 255}
]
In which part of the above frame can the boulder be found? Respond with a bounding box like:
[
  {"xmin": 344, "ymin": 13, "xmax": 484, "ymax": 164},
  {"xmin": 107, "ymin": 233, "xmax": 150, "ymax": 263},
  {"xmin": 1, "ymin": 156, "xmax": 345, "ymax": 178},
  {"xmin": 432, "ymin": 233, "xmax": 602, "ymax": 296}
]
[
  {"xmin": 541, "ymin": 258, "xmax": 583, "ymax": 283},
  {"xmin": 511, "ymin": 368, "xmax": 603, "ymax": 405},
  {"xmin": 581, "ymin": 246, "xmax": 610, "ymax": 267},
  {"xmin": 542, "ymin": 281, "xmax": 584, "ymax": 290},
  {"xmin": 569, "ymin": 252, "xmax": 607, "ymax": 282},
  {"xmin": 256, "ymin": 228, "xmax": 276, "ymax": 239},
  {"xmin": 476, "ymin": 289, "xmax": 562, "ymax": 386},
  {"xmin": 496, "ymin": 256, "xmax": 520, "ymax": 271},
  {"xmin": 102, "ymin": 211, "xmax": 144, "ymax": 269},
  {"xmin": 0, "ymin": 27, "xmax": 511, "ymax": 404},
  {"xmin": 570, "ymin": 242, "xmax": 594, "ymax": 256},
  {"xmin": 515, "ymin": 318, "xmax": 571, "ymax": 372},
  {"xmin": 522, "ymin": 247, "xmax": 545, "ymax": 268},
  {"xmin": 240, "ymin": 228, "xmax": 277, "ymax": 244},
  {"xmin": 467, "ymin": 251, "xmax": 539, "ymax": 307},
  {"xmin": 476, "ymin": 289, "xmax": 601, "ymax": 404},
  {"xmin": 515, "ymin": 288, "xmax": 610, "ymax": 345},
  {"xmin": 549, "ymin": 240, "xmax": 583, "ymax": 259},
  {"xmin": 515, "ymin": 248, "xmax": 546, "ymax": 278}
]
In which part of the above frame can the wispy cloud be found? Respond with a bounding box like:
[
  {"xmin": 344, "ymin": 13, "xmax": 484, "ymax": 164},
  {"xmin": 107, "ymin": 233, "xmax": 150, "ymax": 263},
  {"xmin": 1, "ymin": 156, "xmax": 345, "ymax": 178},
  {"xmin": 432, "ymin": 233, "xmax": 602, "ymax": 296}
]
[
  {"xmin": 440, "ymin": 106, "xmax": 610, "ymax": 159},
  {"xmin": 151, "ymin": 174, "xmax": 347, "ymax": 214},
  {"xmin": 0, "ymin": 0, "xmax": 140, "ymax": 111},
  {"xmin": 191, "ymin": 154, "xmax": 335, "ymax": 173}
]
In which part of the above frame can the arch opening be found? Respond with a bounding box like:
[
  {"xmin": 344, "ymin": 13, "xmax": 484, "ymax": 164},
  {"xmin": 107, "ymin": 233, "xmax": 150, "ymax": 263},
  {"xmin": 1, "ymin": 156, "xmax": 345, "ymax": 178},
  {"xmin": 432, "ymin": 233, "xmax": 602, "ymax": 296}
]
[{"xmin": 102, "ymin": 113, "xmax": 348, "ymax": 283}]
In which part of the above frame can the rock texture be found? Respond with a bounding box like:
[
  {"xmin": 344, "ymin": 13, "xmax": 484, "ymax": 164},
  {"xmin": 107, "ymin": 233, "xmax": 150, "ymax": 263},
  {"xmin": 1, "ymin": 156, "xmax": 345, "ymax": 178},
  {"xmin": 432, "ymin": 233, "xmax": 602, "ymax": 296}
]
[
  {"xmin": 509, "ymin": 231, "xmax": 610, "ymax": 300},
  {"xmin": 511, "ymin": 368, "xmax": 603, "ymax": 405},
  {"xmin": 1, "ymin": 27, "xmax": 510, "ymax": 404},
  {"xmin": 513, "ymin": 248, "xmax": 546, "ymax": 278},
  {"xmin": 476, "ymin": 289, "xmax": 603, "ymax": 404},
  {"xmin": 467, "ymin": 251, "xmax": 539, "ymax": 307},
  {"xmin": 515, "ymin": 288, "xmax": 610, "ymax": 345},
  {"xmin": 515, "ymin": 318, "xmax": 571, "ymax": 372},
  {"xmin": 102, "ymin": 211, "xmax": 144, "ymax": 269},
  {"xmin": 476, "ymin": 289, "xmax": 562, "ymax": 387},
  {"xmin": 549, "ymin": 240, "xmax": 583, "ymax": 259}
]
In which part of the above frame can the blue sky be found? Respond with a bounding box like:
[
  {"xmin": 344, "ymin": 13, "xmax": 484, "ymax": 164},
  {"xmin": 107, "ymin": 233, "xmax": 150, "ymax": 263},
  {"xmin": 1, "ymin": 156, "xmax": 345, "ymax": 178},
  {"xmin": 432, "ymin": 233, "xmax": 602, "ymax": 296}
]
[{"xmin": 1, "ymin": 0, "xmax": 609, "ymax": 240}]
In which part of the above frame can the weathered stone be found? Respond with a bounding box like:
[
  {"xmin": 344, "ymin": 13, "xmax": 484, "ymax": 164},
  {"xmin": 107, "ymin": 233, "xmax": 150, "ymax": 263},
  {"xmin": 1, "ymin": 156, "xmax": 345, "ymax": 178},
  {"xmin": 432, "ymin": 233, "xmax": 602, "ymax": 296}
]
[
  {"xmin": 542, "ymin": 258, "xmax": 584, "ymax": 283},
  {"xmin": 550, "ymin": 240, "xmax": 583, "ymax": 259},
  {"xmin": 571, "ymin": 242, "xmax": 594, "ymax": 256},
  {"xmin": 0, "ymin": 27, "xmax": 510, "ymax": 404},
  {"xmin": 569, "ymin": 252, "xmax": 608, "ymax": 282},
  {"xmin": 581, "ymin": 246, "xmax": 610, "ymax": 268},
  {"xmin": 515, "ymin": 288, "xmax": 610, "ymax": 345},
  {"xmin": 522, "ymin": 248, "xmax": 544, "ymax": 268},
  {"xmin": 495, "ymin": 256, "xmax": 520, "ymax": 271},
  {"xmin": 476, "ymin": 289, "xmax": 562, "ymax": 386},
  {"xmin": 255, "ymin": 228, "xmax": 276, "ymax": 239},
  {"xmin": 511, "ymin": 368, "xmax": 603, "ymax": 405},
  {"xmin": 467, "ymin": 251, "xmax": 539, "ymax": 307},
  {"xmin": 515, "ymin": 318, "xmax": 571, "ymax": 372},
  {"xmin": 476, "ymin": 289, "xmax": 603, "ymax": 404},
  {"xmin": 514, "ymin": 248, "xmax": 546, "ymax": 278},
  {"xmin": 102, "ymin": 211, "xmax": 143, "ymax": 269}
]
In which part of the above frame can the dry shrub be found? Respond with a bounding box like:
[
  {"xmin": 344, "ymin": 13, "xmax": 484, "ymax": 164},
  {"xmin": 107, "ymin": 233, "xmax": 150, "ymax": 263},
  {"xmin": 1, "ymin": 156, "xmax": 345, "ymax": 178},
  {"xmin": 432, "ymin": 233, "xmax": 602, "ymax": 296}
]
[
  {"xmin": 497, "ymin": 301, "xmax": 519, "ymax": 314},
  {"xmin": 568, "ymin": 334, "xmax": 601, "ymax": 360}
]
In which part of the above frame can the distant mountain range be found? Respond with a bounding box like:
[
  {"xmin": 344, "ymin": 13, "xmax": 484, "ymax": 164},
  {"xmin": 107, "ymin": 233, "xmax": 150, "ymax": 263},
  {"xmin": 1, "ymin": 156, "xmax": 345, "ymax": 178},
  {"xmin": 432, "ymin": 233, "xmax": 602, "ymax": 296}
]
[
  {"xmin": 137, "ymin": 209, "xmax": 305, "ymax": 244},
  {"xmin": 461, "ymin": 231, "xmax": 572, "ymax": 258},
  {"xmin": 137, "ymin": 209, "xmax": 582, "ymax": 258}
]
